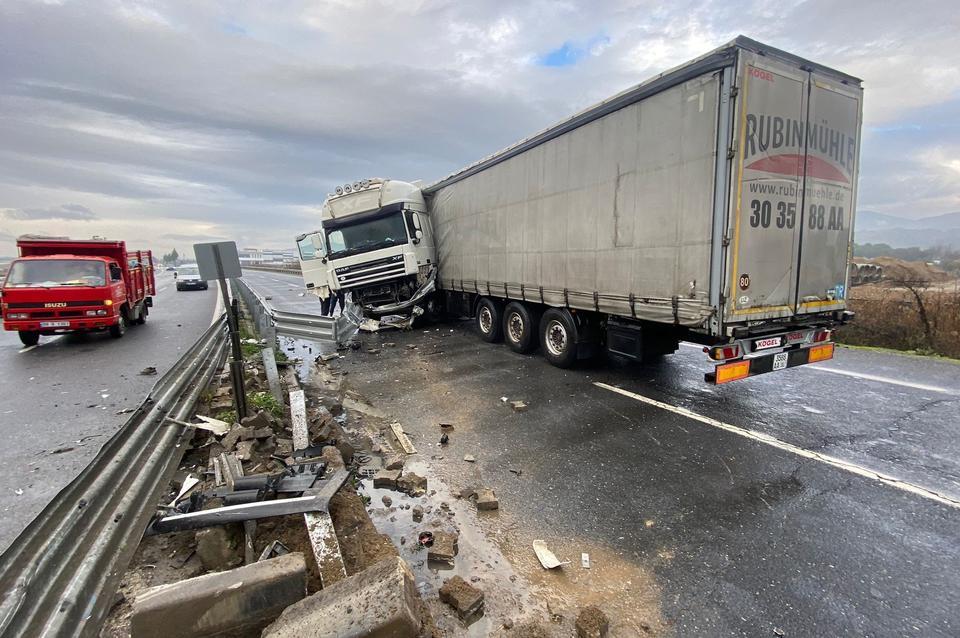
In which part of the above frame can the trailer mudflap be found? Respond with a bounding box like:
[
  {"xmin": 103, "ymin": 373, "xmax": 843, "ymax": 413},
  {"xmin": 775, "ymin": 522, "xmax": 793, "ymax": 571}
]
[{"xmin": 706, "ymin": 342, "xmax": 834, "ymax": 384}]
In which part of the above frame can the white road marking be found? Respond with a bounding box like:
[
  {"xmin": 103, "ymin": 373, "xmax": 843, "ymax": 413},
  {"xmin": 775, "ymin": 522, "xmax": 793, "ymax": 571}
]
[
  {"xmin": 595, "ymin": 382, "xmax": 960, "ymax": 511},
  {"xmin": 18, "ymin": 345, "xmax": 38, "ymax": 354},
  {"xmin": 806, "ymin": 365, "xmax": 953, "ymax": 394}
]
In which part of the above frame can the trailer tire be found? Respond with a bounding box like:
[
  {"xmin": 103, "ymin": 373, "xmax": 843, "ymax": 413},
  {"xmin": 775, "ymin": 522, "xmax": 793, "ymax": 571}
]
[
  {"xmin": 136, "ymin": 305, "xmax": 148, "ymax": 325},
  {"xmin": 540, "ymin": 308, "xmax": 578, "ymax": 368},
  {"xmin": 109, "ymin": 314, "xmax": 127, "ymax": 339},
  {"xmin": 475, "ymin": 298, "xmax": 502, "ymax": 343},
  {"xmin": 18, "ymin": 331, "xmax": 39, "ymax": 347},
  {"xmin": 503, "ymin": 302, "xmax": 539, "ymax": 354}
]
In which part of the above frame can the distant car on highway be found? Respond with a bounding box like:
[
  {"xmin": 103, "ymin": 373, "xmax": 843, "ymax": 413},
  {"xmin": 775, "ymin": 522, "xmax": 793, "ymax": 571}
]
[
  {"xmin": 175, "ymin": 264, "xmax": 208, "ymax": 291},
  {"xmin": 165, "ymin": 266, "xmax": 175, "ymax": 272}
]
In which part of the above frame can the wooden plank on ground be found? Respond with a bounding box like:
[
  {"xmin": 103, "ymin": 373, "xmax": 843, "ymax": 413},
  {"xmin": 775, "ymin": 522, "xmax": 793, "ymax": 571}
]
[
  {"xmin": 289, "ymin": 389, "xmax": 308, "ymax": 449},
  {"xmin": 390, "ymin": 422, "xmax": 417, "ymax": 454},
  {"xmin": 289, "ymin": 389, "xmax": 346, "ymax": 586},
  {"xmin": 261, "ymin": 347, "xmax": 284, "ymax": 404}
]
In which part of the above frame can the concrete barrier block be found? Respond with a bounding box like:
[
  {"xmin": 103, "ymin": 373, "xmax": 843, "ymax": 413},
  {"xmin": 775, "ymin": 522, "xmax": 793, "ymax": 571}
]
[
  {"xmin": 130, "ymin": 552, "xmax": 306, "ymax": 638},
  {"xmin": 262, "ymin": 556, "xmax": 421, "ymax": 638}
]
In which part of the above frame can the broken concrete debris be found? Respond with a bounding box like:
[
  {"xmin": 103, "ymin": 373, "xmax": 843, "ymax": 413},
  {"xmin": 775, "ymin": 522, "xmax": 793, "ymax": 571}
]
[
  {"xmin": 384, "ymin": 456, "xmax": 404, "ymax": 471},
  {"xmin": 194, "ymin": 525, "xmax": 243, "ymax": 572},
  {"xmin": 382, "ymin": 495, "xmax": 393, "ymax": 507},
  {"xmin": 235, "ymin": 439, "xmax": 256, "ymax": 461},
  {"xmin": 575, "ymin": 605, "xmax": 610, "ymax": 638},
  {"xmin": 130, "ymin": 553, "xmax": 307, "ymax": 638},
  {"xmin": 463, "ymin": 454, "xmax": 476, "ymax": 463},
  {"xmin": 397, "ymin": 472, "xmax": 427, "ymax": 497},
  {"xmin": 475, "ymin": 487, "xmax": 499, "ymax": 511},
  {"xmin": 412, "ymin": 505, "xmax": 424, "ymax": 522},
  {"xmin": 139, "ymin": 366, "xmax": 157, "ymax": 376},
  {"xmin": 427, "ymin": 531, "xmax": 458, "ymax": 564},
  {"xmin": 373, "ymin": 469, "xmax": 401, "ymax": 489},
  {"xmin": 439, "ymin": 575, "xmax": 485, "ymax": 620},
  {"xmin": 510, "ymin": 400, "xmax": 528, "ymax": 412},
  {"xmin": 262, "ymin": 556, "xmax": 422, "ymax": 638}
]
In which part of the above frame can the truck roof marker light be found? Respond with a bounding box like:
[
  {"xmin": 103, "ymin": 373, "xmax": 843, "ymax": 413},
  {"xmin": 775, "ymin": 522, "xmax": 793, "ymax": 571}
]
[
  {"xmin": 343, "ymin": 184, "xmax": 352, "ymax": 193},
  {"xmin": 808, "ymin": 343, "xmax": 834, "ymax": 363},
  {"xmin": 361, "ymin": 179, "xmax": 370, "ymax": 188},
  {"xmin": 353, "ymin": 182, "xmax": 361, "ymax": 191},
  {"xmin": 714, "ymin": 359, "xmax": 751, "ymax": 384},
  {"xmin": 335, "ymin": 186, "xmax": 343, "ymax": 195}
]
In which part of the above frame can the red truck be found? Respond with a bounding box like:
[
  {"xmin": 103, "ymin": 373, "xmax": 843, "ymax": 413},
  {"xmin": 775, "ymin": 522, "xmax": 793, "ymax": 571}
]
[{"xmin": 0, "ymin": 236, "xmax": 156, "ymax": 346}]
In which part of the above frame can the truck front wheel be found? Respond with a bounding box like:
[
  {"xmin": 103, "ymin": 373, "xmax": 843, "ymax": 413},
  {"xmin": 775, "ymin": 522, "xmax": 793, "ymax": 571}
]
[
  {"xmin": 503, "ymin": 302, "xmax": 540, "ymax": 354},
  {"xmin": 475, "ymin": 298, "xmax": 502, "ymax": 343},
  {"xmin": 540, "ymin": 308, "xmax": 578, "ymax": 368},
  {"xmin": 109, "ymin": 314, "xmax": 127, "ymax": 339},
  {"xmin": 18, "ymin": 331, "xmax": 39, "ymax": 347}
]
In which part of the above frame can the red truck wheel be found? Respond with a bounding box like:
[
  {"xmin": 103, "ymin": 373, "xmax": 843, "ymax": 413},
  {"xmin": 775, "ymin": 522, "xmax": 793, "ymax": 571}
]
[
  {"xmin": 18, "ymin": 331, "xmax": 39, "ymax": 347},
  {"xmin": 109, "ymin": 315, "xmax": 128, "ymax": 339}
]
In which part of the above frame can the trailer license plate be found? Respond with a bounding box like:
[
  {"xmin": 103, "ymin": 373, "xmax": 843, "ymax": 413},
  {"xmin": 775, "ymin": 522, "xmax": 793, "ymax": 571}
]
[
  {"xmin": 772, "ymin": 351, "xmax": 789, "ymax": 371},
  {"xmin": 40, "ymin": 321, "xmax": 70, "ymax": 328}
]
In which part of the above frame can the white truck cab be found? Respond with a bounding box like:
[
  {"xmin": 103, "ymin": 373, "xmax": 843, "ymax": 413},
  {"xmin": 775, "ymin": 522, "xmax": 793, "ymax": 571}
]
[{"xmin": 296, "ymin": 178, "xmax": 437, "ymax": 315}]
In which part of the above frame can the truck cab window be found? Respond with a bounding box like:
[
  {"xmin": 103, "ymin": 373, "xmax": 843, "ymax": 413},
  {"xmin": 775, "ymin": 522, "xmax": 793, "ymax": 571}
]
[
  {"xmin": 109, "ymin": 264, "xmax": 123, "ymax": 281},
  {"xmin": 297, "ymin": 233, "xmax": 324, "ymax": 260}
]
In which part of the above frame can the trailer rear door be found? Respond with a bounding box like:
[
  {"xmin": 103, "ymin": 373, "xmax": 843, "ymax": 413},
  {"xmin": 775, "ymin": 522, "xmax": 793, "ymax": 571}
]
[
  {"xmin": 726, "ymin": 52, "xmax": 861, "ymax": 322},
  {"xmin": 794, "ymin": 76, "xmax": 861, "ymax": 314}
]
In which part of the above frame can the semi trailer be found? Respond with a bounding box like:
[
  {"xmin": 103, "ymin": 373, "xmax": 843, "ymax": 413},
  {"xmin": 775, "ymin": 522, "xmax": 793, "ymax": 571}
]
[{"xmin": 299, "ymin": 36, "xmax": 862, "ymax": 383}]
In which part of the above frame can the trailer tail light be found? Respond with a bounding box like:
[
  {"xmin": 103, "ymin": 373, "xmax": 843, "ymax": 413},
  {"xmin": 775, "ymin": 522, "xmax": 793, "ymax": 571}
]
[
  {"xmin": 808, "ymin": 343, "xmax": 834, "ymax": 363},
  {"xmin": 813, "ymin": 329, "xmax": 831, "ymax": 343},
  {"xmin": 714, "ymin": 359, "xmax": 751, "ymax": 384},
  {"xmin": 708, "ymin": 344, "xmax": 741, "ymax": 361}
]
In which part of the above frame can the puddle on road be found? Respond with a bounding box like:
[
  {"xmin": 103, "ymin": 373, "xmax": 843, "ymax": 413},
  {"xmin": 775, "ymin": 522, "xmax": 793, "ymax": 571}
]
[{"xmin": 361, "ymin": 460, "xmax": 541, "ymax": 635}]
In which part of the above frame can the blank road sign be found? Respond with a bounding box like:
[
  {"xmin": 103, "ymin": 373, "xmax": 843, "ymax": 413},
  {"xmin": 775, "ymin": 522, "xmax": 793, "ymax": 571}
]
[{"xmin": 194, "ymin": 241, "xmax": 243, "ymax": 280}]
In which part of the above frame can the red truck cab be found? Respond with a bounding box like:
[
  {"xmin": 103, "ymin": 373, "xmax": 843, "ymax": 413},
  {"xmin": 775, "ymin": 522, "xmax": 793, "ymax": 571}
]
[{"xmin": 0, "ymin": 236, "xmax": 156, "ymax": 346}]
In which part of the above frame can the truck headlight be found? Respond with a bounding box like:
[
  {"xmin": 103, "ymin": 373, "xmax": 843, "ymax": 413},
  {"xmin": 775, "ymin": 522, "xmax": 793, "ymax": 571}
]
[
  {"xmin": 8, "ymin": 312, "xmax": 28, "ymax": 320},
  {"xmin": 85, "ymin": 309, "xmax": 108, "ymax": 317}
]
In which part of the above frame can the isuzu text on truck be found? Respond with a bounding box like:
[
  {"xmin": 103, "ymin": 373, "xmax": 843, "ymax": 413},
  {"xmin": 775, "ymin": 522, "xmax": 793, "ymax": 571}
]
[
  {"xmin": 298, "ymin": 36, "xmax": 862, "ymax": 384},
  {"xmin": 1, "ymin": 236, "xmax": 156, "ymax": 346}
]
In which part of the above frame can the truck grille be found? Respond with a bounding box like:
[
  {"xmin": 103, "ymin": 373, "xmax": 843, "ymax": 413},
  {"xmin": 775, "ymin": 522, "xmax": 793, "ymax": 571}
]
[{"xmin": 334, "ymin": 255, "xmax": 406, "ymax": 289}]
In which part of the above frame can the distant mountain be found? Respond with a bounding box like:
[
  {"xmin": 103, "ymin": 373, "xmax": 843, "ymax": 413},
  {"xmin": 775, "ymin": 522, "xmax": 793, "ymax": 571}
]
[{"xmin": 854, "ymin": 210, "xmax": 960, "ymax": 249}]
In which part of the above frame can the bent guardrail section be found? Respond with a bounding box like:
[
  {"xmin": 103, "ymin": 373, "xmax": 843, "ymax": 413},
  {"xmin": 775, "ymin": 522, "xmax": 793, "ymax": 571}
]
[
  {"xmin": 232, "ymin": 278, "xmax": 340, "ymax": 343},
  {"xmin": 0, "ymin": 316, "xmax": 229, "ymax": 638}
]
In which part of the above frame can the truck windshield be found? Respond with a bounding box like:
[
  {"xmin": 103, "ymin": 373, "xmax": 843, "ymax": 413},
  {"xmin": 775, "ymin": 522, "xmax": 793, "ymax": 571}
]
[
  {"xmin": 326, "ymin": 211, "xmax": 408, "ymax": 259},
  {"xmin": 5, "ymin": 259, "xmax": 107, "ymax": 288}
]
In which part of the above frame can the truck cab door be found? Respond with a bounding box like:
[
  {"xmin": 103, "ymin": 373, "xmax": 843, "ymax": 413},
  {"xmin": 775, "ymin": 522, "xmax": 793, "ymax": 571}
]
[{"xmin": 296, "ymin": 232, "xmax": 331, "ymax": 293}]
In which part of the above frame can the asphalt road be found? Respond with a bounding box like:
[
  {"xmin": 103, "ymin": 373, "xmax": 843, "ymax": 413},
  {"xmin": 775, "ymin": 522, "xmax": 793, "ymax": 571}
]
[
  {"xmin": 251, "ymin": 270, "xmax": 960, "ymax": 636},
  {"xmin": 0, "ymin": 271, "xmax": 218, "ymax": 552}
]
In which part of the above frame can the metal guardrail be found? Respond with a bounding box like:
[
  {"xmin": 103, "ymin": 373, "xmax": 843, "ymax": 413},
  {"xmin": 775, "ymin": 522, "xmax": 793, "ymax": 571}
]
[
  {"xmin": 0, "ymin": 316, "xmax": 229, "ymax": 637},
  {"xmin": 232, "ymin": 278, "xmax": 340, "ymax": 343},
  {"xmin": 242, "ymin": 264, "xmax": 302, "ymax": 275}
]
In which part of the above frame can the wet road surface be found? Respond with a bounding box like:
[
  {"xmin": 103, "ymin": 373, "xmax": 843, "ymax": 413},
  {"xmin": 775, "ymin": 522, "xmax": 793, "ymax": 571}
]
[
  {"xmin": 250, "ymin": 270, "xmax": 960, "ymax": 636},
  {"xmin": 0, "ymin": 271, "xmax": 217, "ymax": 552}
]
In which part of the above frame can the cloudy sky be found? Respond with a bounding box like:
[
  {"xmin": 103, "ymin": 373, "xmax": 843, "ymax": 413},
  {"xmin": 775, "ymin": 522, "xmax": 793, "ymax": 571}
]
[{"xmin": 1, "ymin": 0, "xmax": 958, "ymax": 257}]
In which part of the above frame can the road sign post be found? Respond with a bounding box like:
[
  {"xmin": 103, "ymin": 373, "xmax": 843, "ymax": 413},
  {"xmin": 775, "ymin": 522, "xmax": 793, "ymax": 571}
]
[{"xmin": 195, "ymin": 241, "xmax": 247, "ymax": 420}]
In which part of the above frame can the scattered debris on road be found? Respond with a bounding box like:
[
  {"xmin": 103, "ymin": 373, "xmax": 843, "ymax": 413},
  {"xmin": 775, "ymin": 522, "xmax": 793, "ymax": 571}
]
[{"xmin": 533, "ymin": 539, "xmax": 569, "ymax": 569}]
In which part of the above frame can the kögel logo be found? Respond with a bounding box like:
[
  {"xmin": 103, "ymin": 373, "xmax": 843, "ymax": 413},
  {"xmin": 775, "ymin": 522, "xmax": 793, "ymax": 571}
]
[
  {"xmin": 749, "ymin": 67, "xmax": 774, "ymax": 82},
  {"xmin": 44, "ymin": 302, "xmax": 68, "ymax": 308}
]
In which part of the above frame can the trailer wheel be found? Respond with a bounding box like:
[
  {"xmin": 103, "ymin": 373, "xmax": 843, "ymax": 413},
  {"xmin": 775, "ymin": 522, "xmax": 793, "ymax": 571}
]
[
  {"xmin": 540, "ymin": 308, "xmax": 578, "ymax": 368},
  {"xmin": 475, "ymin": 298, "xmax": 502, "ymax": 342},
  {"xmin": 109, "ymin": 314, "xmax": 127, "ymax": 339},
  {"xmin": 503, "ymin": 302, "xmax": 539, "ymax": 354},
  {"xmin": 18, "ymin": 331, "xmax": 39, "ymax": 347},
  {"xmin": 135, "ymin": 305, "xmax": 148, "ymax": 325}
]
